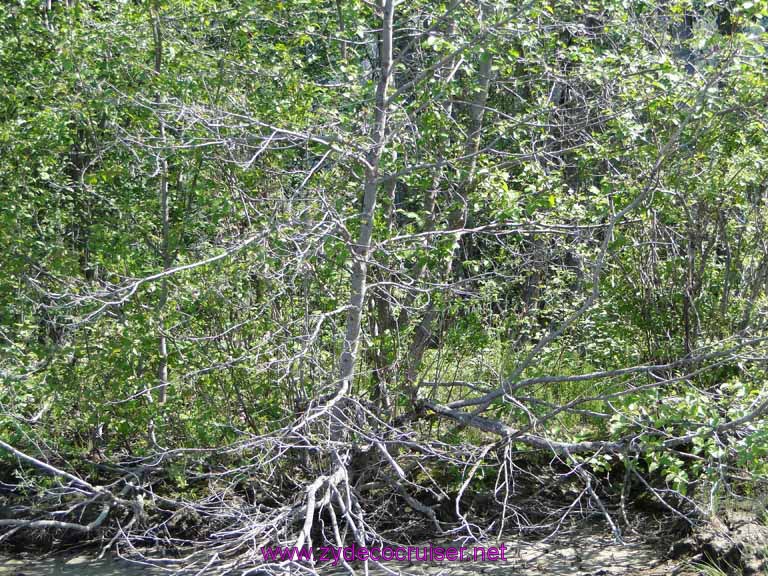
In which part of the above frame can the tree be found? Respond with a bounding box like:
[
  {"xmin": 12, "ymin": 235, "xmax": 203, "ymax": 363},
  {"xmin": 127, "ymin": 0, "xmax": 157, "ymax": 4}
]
[{"xmin": 1, "ymin": 0, "xmax": 767, "ymax": 572}]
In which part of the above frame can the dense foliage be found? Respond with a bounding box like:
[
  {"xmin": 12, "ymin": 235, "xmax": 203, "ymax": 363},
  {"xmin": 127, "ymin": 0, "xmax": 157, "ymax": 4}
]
[{"xmin": 1, "ymin": 0, "xmax": 768, "ymax": 570}]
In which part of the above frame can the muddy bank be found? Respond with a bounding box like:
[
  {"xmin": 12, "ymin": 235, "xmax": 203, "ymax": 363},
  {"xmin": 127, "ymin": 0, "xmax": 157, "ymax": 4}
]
[
  {"xmin": 0, "ymin": 553, "xmax": 164, "ymax": 576},
  {"xmin": 670, "ymin": 508, "xmax": 768, "ymax": 575},
  {"xmin": 0, "ymin": 527, "xmax": 693, "ymax": 576},
  {"xmin": 2, "ymin": 495, "xmax": 765, "ymax": 575}
]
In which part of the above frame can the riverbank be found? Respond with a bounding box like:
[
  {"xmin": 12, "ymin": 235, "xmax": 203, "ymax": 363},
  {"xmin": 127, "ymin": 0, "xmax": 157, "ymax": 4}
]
[
  {"xmin": 0, "ymin": 553, "xmax": 163, "ymax": 576},
  {"xmin": 0, "ymin": 524, "xmax": 704, "ymax": 576}
]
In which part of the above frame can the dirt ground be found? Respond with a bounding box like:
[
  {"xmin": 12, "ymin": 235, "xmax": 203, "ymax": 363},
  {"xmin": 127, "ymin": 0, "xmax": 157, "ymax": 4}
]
[
  {"xmin": 2, "ymin": 511, "xmax": 766, "ymax": 576},
  {"xmin": 0, "ymin": 532, "xmax": 698, "ymax": 576}
]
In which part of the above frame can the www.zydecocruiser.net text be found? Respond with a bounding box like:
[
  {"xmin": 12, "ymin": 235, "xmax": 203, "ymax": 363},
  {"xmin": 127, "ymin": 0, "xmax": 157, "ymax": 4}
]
[{"xmin": 261, "ymin": 544, "xmax": 510, "ymax": 566}]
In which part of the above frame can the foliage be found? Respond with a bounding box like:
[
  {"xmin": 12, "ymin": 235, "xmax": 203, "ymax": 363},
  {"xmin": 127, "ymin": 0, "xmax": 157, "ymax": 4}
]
[{"xmin": 1, "ymin": 0, "xmax": 767, "ymax": 567}]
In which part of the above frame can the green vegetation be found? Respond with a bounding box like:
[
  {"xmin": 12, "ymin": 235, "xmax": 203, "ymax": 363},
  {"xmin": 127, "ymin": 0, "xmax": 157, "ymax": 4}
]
[{"xmin": 1, "ymin": 0, "xmax": 767, "ymax": 572}]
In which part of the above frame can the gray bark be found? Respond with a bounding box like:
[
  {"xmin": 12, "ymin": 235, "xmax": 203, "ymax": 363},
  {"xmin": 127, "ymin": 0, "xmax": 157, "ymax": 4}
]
[{"xmin": 337, "ymin": 0, "xmax": 395, "ymax": 398}]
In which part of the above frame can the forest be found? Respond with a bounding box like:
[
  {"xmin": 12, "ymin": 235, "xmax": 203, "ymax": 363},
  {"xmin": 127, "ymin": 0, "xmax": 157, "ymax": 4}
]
[{"xmin": 1, "ymin": 0, "xmax": 768, "ymax": 574}]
